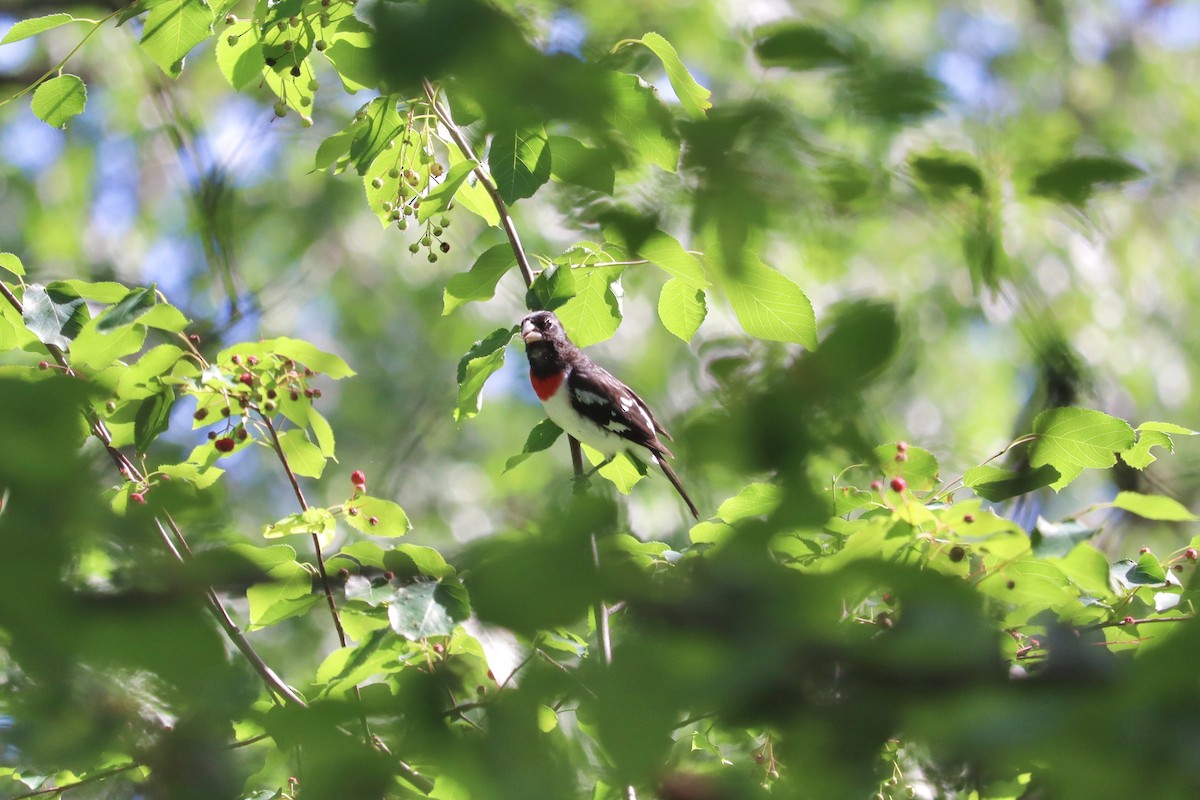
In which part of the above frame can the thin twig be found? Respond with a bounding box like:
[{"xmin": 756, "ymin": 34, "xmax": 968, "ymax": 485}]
[
  {"xmin": 422, "ymin": 79, "xmax": 632, "ymax": 798},
  {"xmin": 421, "ymin": 79, "xmax": 535, "ymax": 288},
  {"xmin": 156, "ymin": 516, "xmax": 305, "ymax": 707},
  {"xmin": 6, "ymin": 734, "xmax": 271, "ymax": 799}
]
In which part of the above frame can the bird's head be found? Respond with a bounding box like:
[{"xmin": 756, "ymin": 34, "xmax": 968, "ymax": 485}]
[{"xmin": 520, "ymin": 310, "xmax": 569, "ymax": 346}]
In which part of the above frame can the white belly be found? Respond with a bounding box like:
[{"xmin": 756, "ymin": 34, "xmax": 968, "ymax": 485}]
[{"xmin": 541, "ymin": 369, "xmax": 631, "ymax": 457}]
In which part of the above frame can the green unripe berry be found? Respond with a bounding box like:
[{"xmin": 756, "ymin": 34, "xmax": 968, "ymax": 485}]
[
  {"xmin": 282, "ymin": 39, "xmax": 293, "ymax": 51},
  {"xmin": 432, "ymin": 226, "xmax": 443, "ymax": 236},
  {"xmin": 430, "ymin": 163, "xmax": 444, "ymax": 177},
  {"xmin": 308, "ymin": 79, "xmax": 319, "ymax": 92},
  {"xmin": 288, "ymin": 15, "xmax": 300, "ymax": 27},
  {"xmin": 397, "ymin": 219, "xmax": 408, "ymax": 230},
  {"xmin": 227, "ymin": 34, "xmax": 238, "ymax": 45},
  {"xmin": 420, "ymin": 236, "xmax": 431, "ymax": 246},
  {"xmin": 225, "ymin": 13, "xmax": 238, "ymax": 25},
  {"xmin": 388, "ymin": 168, "xmax": 400, "ymax": 179},
  {"xmin": 315, "ymin": 39, "xmax": 328, "ymax": 51},
  {"xmin": 427, "ymin": 253, "xmax": 438, "ymax": 263},
  {"xmin": 409, "ymin": 243, "xmax": 420, "ymax": 254},
  {"xmin": 371, "ymin": 177, "xmax": 384, "ymax": 189},
  {"xmin": 273, "ymin": 101, "xmax": 287, "ymax": 117},
  {"xmin": 300, "ymin": 96, "xmax": 311, "ymax": 107},
  {"xmin": 439, "ymin": 216, "xmax": 451, "ymax": 227}
]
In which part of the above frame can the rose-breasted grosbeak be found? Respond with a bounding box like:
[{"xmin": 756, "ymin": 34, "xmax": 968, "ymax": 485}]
[{"xmin": 520, "ymin": 310, "xmax": 700, "ymax": 519}]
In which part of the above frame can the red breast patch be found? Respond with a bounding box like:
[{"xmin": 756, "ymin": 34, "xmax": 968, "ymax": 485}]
[{"xmin": 530, "ymin": 370, "xmax": 565, "ymax": 401}]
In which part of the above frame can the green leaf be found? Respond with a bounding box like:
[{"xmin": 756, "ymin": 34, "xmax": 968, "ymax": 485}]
[
  {"xmin": 454, "ymin": 327, "xmax": 512, "ymax": 422},
  {"xmin": 96, "ymin": 285, "xmax": 156, "ymax": 332},
  {"xmin": 278, "ymin": 429, "xmax": 327, "ymax": 479},
  {"xmin": 657, "ymin": 278, "xmax": 706, "ymax": 342},
  {"xmin": 309, "ymin": 408, "xmax": 335, "ymax": 458},
  {"xmin": 447, "ymin": 142, "xmax": 500, "ymax": 226},
  {"xmin": 1, "ymin": 13, "xmax": 77, "ymax": 45},
  {"xmin": 263, "ymin": 507, "xmax": 337, "ymax": 543},
  {"xmin": 387, "ymin": 581, "xmax": 469, "ymax": 640},
  {"xmin": 527, "ymin": 263, "xmax": 577, "ymax": 312},
  {"xmin": 875, "ymin": 443, "xmax": 940, "ymax": 490},
  {"xmin": 714, "ymin": 253, "xmax": 816, "ymax": 347},
  {"xmin": 1110, "ymin": 554, "xmax": 1168, "ymax": 590},
  {"xmin": 22, "ymin": 282, "xmax": 88, "ymax": 350},
  {"xmin": 488, "ymin": 126, "xmax": 551, "ymax": 205},
  {"xmin": 0, "ymin": 252, "xmax": 25, "ymax": 277},
  {"xmin": 349, "ymin": 97, "xmax": 404, "ymax": 176},
  {"xmin": 1031, "ymin": 516, "xmax": 1100, "ymax": 558},
  {"xmin": 324, "ymin": 17, "xmax": 375, "ymax": 93},
  {"xmin": 1111, "ymin": 491, "xmax": 1197, "ymax": 522},
  {"xmin": 1122, "ymin": 421, "xmax": 1196, "ymax": 469},
  {"xmin": 842, "ymin": 63, "xmax": 944, "ymax": 121},
  {"xmin": 418, "ymin": 159, "xmax": 477, "ymax": 222},
  {"xmin": 717, "ymin": 482, "xmax": 782, "ymax": 523},
  {"xmin": 139, "ymin": 0, "xmax": 214, "ymax": 78},
  {"xmin": 31, "ymin": 74, "xmax": 87, "ymax": 130},
  {"xmin": 134, "ymin": 388, "xmax": 174, "ymax": 453},
  {"xmin": 962, "ymin": 464, "xmax": 1060, "ymax": 502},
  {"xmin": 1031, "ymin": 156, "xmax": 1143, "ymax": 206},
  {"xmin": 58, "ymin": 280, "xmax": 129, "ymax": 302},
  {"xmin": 314, "ymin": 128, "xmax": 358, "ymax": 172},
  {"xmin": 583, "ymin": 447, "xmax": 645, "ymax": 494},
  {"xmin": 910, "ymin": 152, "xmax": 984, "ymax": 196},
  {"xmin": 139, "ymin": 303, "xmax": 189, "ymax": 331},
  {"xmin": 1028, "ymin": 408, "xmax": 1136, "ymax": 490},
  {"xmin": 504, "ymin": 419, "xmax": 564, "ymax": 472},
  {"xmin": 215, "ymin": 19, "xmax": 262, "ymax": 90},
  {"xmin": 638, "ymin": 32, "xmax": 712, "ymax": 120},
  {"xmin": 69, "ymin": 317, "xmax": 147, "ymax": 371},
  {"xmin": 555, "ymin": 265, "xmax": 624, "ymax": 347},
  {"xmin": 636, "ymin": 230, "xmax": 708, "ymax": 289},
  {"xmin": 344, "ymin": 495, "xmax": 410, "ymax": 537},
  {"xmin": 752, "ymin": 21, "xmax": 861, "ymax": 70},
  {"xmin": 220, "ymin": 338, "xmax": 356, "ymax": 379},
  {"xmin": 386, "ymin": 544, "xmax": 455, "ymax": 580},
  {"xmin": 247, "ymin": 559, "xmax": 317, "ymax": 629},
  {"xmin": 606, "ymin": 72, "xmax": 680, "ymax": 172},
  {"xmin": 548, "ymin": 135, "xmax": 615, "ymax": 194},
  {"xmin": 443, "ymin": 244, "xmax": 518, "ymax": 315}
]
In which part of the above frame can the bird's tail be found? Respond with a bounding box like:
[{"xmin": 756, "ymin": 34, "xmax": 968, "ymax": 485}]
[{"xmin": 653, "ymin": 453, "xmax": 700, "ymax": 519}]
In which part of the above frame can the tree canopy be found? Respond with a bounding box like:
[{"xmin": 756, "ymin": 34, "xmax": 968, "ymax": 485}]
[{"xmin": 2, "ymin": 0, "xmax": 1200, "ymax": 798}]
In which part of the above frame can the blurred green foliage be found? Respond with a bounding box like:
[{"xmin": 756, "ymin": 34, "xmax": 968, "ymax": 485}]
[{"xmin": 1, "ymin": 0, "xmax": 1200, "ymax": 798}]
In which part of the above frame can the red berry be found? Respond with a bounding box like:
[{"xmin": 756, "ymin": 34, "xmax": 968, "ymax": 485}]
[
  {"xmin": 290, "ymin": 390, "xmax": 300, "ymax": 401},
  {"xmin": 267, "ymin": 389, "xmax": 277, "ymax": 399},
  {"xmin": 895, "ymin": 452, "xmax": 908, "ymax": 462},
  {"xmin": 1186, "ymin": 548, "xmax": 1198, "ymax": 561},
  {"xmin": 896, "ymin": 441, "xmax": 909, "ymax": 452},
  {"xmin": 1005, "ymin": 580, "xmax": 1016, "ymax": 590},
  {"xmin": 348, "ymin": 506, "xmax": 359, "ymax": 516},
  {"xmin": 188, "ymin": 334, "xmax": 201, "ymax": 345},
  {"xmin": 247, "ymin": 355, "xmax": 259, "ymax": 366},
  {"xmin": 239, "ymin": 372, "xmax": 253, "ymax": 385},
  {"xmin": 890, "ymin": 477, "xmax": 907, "ymax": 493},
  {"xmin": 207, "ymin": 431, "xmax": 218, "ymax": 440},
  {"xmin": 870, "ymin": 479, "xmax": 883, "ymax": 492},
  {"xmin": 963, "ymin": 513, "xmax": 975, "ymax": 523},
  {"xmin": 231, "ymin": 355, "xmax": 241, "ymax": 365},
  {"xmin": 338, "ymin": 568, "xmax": 350, "ymax": 579},
  {"xmin": 948, "ymin": 545, "xmax": 965, "ymax": 563},
  {"xmin": 130, "ymin": 492, "xmax": 145, "ymax": 505},
  {"xmin": 351, "ymin": 470, "xmax": 367, "ymax": 488},
  {"xmin": 383, "ymin": 570, "xmax": 394, "ymax": 580},
  {"xmin": 432, "ymin": 642, "xmax": 444, "ymax": 653},
  {"xmin": 1121, "ymin": 616, "xmax": 1135, "ymax": 626},
  {"xmin": 1139, "ymin": 547, "xmax": 1150, "ymax": 554},
  {"xmin": 368, "ymin": 516, "xmax": 379, "ymax": 526},
  {"xmin": 236, "ymin": 427, "xmax": 249, "ymax": 441},
  {"xmin": 214, "ymin": 437, "xmax": 236, "ymax": 453},
  {"xmin": 37, "ymin": 360, "xmax": 49, "ymax": 370}
]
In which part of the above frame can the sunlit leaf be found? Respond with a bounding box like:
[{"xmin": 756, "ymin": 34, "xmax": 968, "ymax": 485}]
[
  {"xmin": 504, "ymin": 419, "xmax": 564, "ymax": 472},
  {"xmin": 278, "ymin": 429, "xmax": 326, "ymax": 479},
  {"xmin": 139, "ymin": 0, "xmax": 214, "ymax": 78},
  {"xmin": 488, "ymin": 126, "xmax": 551, "ymax": 205},
  {"xmin": 22, "ymin": 283, "xmax": 88, "ymax": 350},
  {"xmin": 638, "ymin": 32, "xmax": 711, "ymax": 120},
  {"xmin": 1, "ymin": 13, "xmax": 77, "ymax": 44},
  {"xmin": 344, "ymin": 495, "xmax": 410, "ymax": 537},
  {"xmin": 31, "ymin": 74, "xmax": 87, "ymax": 129},
  {"xmin": 657, "ymin": 278, "xmax": 706, "ymax": 342},
  {"xmin": 443, "ymin": 244, "xmax": 517, "ymax": 315},
  {"xmin": 1111, "ymin": 491, "xmax": 1197, "ymax": 522},
  {"xmin": 555, "ymin": 265, "xmax": 624, "ymax": 346},
  {"xmin": 713, "ymin": 253, "xmax": 816, "ymax": 347},
  {"xmin": 1028, "ymin": 408, "xmax": 1136, "ymax": 490},
  {"xmin": 388, "ymin": 581, "xmax": 469, "ymax": 639}
]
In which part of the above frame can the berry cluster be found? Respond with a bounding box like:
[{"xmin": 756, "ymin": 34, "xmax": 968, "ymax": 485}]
[{"xmin": 189, "ymin": 352, "xmax": 325, "ymax": 456}]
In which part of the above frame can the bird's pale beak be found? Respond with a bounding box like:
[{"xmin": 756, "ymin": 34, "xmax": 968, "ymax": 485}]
[{"xmin": 521, "ymin": 318, "xmax": 543, "ymax": 344}]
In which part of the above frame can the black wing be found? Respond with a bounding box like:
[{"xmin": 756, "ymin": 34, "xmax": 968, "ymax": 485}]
[{"xmin": 566, "ymin": 360, "xmax": 674, "ymax": 457}]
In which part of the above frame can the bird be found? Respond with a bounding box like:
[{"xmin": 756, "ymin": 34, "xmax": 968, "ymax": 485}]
[{"xmin": 519, "ymin": 310, "xmax": 700, "ymax": 519}]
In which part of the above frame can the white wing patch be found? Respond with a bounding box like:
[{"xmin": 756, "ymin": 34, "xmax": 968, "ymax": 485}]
[{"xmin": 576, "ymin": 389, "xmax": 608, "ymax": 406}]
